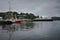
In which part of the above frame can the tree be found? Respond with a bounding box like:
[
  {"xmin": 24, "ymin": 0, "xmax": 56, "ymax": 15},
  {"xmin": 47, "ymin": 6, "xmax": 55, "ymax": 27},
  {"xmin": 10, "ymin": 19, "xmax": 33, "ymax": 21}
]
[{"xmin": 20, "ymin": 12, "xmax": 25, "ymax": 15}]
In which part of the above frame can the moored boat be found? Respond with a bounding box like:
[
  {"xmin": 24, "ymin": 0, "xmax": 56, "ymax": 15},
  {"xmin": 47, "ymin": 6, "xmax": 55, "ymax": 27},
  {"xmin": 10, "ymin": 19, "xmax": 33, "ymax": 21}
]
[{"xmin": 34, "ymin": 19, "xmax": 53, "ymax": 21}]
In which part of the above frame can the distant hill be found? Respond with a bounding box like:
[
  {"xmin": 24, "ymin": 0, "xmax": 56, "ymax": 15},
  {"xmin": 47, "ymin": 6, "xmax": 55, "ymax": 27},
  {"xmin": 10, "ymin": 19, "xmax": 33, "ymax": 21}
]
[{"xmin": 52, "ymin": 17, "xmax": 60, "ymax": 20}]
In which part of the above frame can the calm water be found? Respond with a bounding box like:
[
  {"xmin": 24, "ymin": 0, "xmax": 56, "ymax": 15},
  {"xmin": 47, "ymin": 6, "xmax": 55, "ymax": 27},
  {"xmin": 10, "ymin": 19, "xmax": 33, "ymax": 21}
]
[{"xmin": 0, "ymin": 21, "xmax": 60, "ymax": 40}]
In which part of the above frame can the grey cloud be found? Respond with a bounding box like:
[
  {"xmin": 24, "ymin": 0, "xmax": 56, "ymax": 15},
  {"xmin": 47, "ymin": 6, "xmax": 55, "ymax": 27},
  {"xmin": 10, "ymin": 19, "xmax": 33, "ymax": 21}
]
[{"xmin": 0, "ymin": 0, "xmax": 60, "ymax": 16}]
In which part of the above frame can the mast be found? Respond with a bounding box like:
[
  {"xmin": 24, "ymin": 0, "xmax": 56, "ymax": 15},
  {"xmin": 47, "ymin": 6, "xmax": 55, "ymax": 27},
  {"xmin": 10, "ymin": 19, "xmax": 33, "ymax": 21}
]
[
  {"xmin": 8, "ymin": 0, "xmax": 11, "ymax": 11},
  {"xmin": 7, "ymin": 0, "xmax": 13, "ymax": 19}
]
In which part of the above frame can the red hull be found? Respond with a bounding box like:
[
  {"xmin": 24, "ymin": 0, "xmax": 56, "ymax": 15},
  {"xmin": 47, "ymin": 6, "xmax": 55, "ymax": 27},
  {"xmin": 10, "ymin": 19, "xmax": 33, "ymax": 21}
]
[{"xmin": 15, "ymin": 21, "xmax": 21, "ymax": 24}]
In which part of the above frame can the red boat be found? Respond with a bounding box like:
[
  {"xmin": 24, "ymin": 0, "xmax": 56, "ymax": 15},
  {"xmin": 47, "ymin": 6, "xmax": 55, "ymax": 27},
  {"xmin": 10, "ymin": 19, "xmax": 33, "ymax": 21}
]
[{"xmin": 14, "ymin": 19, "xmax": 21, "ymax": 24}]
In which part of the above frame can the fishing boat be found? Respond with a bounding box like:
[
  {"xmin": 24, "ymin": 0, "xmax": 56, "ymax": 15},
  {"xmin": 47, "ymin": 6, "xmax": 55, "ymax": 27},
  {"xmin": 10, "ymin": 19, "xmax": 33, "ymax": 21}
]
[{"xmin": 3, "ymin": 0, "xmax": 21, "ymax": 24}]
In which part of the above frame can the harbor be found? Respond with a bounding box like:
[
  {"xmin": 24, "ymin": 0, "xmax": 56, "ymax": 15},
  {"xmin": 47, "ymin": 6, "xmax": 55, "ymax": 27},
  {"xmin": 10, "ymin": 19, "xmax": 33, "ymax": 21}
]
[{"xmin": 0, "ymin": 0, "xmax": 60, "ymax": 40}]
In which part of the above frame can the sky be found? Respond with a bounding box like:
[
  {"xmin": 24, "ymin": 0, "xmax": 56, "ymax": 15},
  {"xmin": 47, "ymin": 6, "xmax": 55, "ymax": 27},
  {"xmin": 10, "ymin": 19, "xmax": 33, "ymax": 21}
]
[{"xmin": 0, "ymin": 0, "xmax": 60, "ymax": 16}]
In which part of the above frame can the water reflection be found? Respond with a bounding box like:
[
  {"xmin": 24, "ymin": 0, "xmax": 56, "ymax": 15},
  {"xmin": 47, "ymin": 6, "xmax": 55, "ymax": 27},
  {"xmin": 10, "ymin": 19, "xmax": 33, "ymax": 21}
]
[
  {"xmin": 2, "ymin": 24, "xmax": 15, "ymax": 32},
  {"xmin": 0, "ymin": 22, "xmax": 34, "ymax": 40},
  {"xmin": 0, "ymin": 21, "xmax": 60, "ymax": 40},
  {"xmin": 20, "ymin": 22, "xmax": 34, "ymax": 31},
  {"xmin": 1, "ymin": 22, "xmax": 34, "ymax": 32}
]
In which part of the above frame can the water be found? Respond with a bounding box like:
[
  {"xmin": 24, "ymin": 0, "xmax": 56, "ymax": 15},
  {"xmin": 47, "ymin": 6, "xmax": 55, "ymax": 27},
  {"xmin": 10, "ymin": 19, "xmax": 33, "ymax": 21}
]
[{"xmin": 0, "ymin": 21, "xmax": 60, "ymax": 40}]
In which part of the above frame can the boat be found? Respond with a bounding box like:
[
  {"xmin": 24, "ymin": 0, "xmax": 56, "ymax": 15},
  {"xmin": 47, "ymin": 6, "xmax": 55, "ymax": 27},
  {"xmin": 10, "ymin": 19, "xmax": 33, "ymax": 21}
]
[
  {"xmin": 33, "ymin": 17, "xmax": 53, "ymax": 21},
  {"xmin": 14, "ymin": 19, "xmax": 21, "ymax": 24},
  {"xmin": 34, "ymin": 19, "xmax": 53, "ymax": 21},
  {"xmin": 13, "ymin": 14, "xmax": 21, "ymax": 24},
  {"xmin": 4, "ymin": 0, "xmax": 21, "ymax": 24},
  {"xmin": 2, "ymin": 18, "xmax": 21, "ymax": 24}
]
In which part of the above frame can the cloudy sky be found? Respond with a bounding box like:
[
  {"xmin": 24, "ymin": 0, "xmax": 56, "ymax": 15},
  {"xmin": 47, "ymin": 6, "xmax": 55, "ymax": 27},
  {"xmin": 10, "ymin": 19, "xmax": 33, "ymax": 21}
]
[{"xmin": 0, "ymin": 0, "xmax": 60, "ymax": 16}]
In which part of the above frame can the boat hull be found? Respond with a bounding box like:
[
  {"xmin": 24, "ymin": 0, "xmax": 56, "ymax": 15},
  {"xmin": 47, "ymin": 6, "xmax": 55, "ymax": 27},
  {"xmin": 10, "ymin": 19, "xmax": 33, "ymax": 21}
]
[
  {"xmin": 3, "ymin": 21, "xmax": 13, "ymax": 25},
  {"xmin": 34, "ymin": 19, "xmax": 53, "ymax": 21}
]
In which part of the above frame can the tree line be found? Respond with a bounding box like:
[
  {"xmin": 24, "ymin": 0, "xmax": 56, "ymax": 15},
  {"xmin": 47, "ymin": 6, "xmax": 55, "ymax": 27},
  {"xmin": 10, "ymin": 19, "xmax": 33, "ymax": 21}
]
[{"xmin": 0, "ymin": 11, "xmax": 39, "ymax": 20}]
